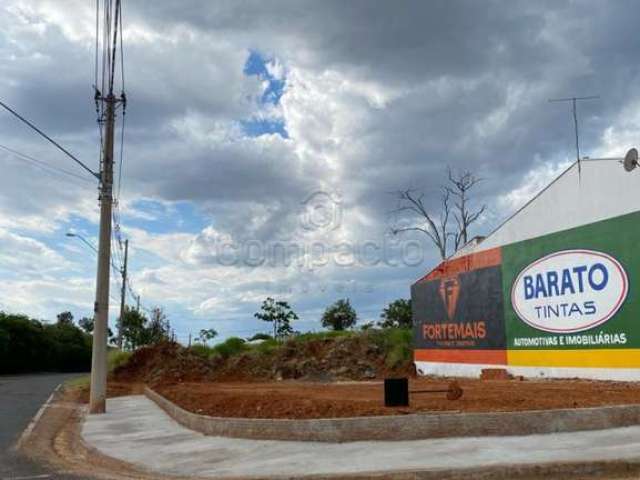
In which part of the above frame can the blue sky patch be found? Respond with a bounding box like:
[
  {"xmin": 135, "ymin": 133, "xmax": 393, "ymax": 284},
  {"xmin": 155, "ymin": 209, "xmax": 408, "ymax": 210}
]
[
  {"xmin": 243, "ymin": 50, "xmax": 285, "ymax": 106},
  {"xmin": 122, "ymin": 199, "xmax": 207, "ymax": 235},
  {"xmin": 240, "ymin": 118, "xmax": 288, "ymax": 138},
  {"xmin": 242, "ymin": 50, "xmax": 288, "ymax": 139}
]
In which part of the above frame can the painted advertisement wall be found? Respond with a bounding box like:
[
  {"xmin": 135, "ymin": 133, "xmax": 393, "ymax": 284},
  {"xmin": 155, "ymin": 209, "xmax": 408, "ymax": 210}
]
[{"xmin": 412, "ymin": 210, "xmax": 640, "ymax": 378}]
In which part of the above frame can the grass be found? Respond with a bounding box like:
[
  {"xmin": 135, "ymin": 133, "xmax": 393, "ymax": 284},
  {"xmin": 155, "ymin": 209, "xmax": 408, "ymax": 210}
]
[
  {"xmin": 184, "ymin": 328, "xmax": 413, "ymax": 369},
  {"xmin": 64, "ymin": 375, "xmax": 90, "ymax": 390},
  {"xmin": 368, "ymin": 328, "xmax": 413, "ymax": 369},
  {"xmin": 107, "ymin": 349, "xmax": 132, "ymax": 372},
  {"xmin": 212, "ymin": 337, "xmax": 247, "ymax": 358},
  {"xmin": 248, "ymin": 338, "xmax": 280, "ymax": 355},
  {"xmin": 289, "ymin": 330, "xmax": 356, "ymax": 343},
  {"xmin": 190, "ymin": 337, "xmax": 250, "ymax": 360},
  {"xmin": 63, "ymin": 349, "xmax": 133, "ymax": 391}
]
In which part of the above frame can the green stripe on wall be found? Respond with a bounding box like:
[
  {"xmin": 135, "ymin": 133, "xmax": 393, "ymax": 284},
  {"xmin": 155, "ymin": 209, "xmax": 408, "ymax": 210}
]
[{"xmin": 501, "ymin": 211, "xmax": 640, "ymax": 350}]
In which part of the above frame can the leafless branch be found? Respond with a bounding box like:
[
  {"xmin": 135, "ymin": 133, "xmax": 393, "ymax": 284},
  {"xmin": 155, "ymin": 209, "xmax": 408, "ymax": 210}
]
[{"xmin": 389, "ymin": 167, "xmax": 487, "ymax": 260}]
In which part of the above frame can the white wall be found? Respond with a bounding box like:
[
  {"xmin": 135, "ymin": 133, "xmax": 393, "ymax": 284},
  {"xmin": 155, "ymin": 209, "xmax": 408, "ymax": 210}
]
[
  {"xmin": 415, "ymin": 361, "xmax": 640, "ymax": 381},
  {"xmin": 458, "ymin": 159, "xmax": 640, "ymax": 256}
]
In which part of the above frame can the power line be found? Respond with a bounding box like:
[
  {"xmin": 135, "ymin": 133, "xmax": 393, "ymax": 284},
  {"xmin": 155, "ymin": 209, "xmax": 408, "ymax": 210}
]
[
  {"xmin": 109, "ymin": 0, "xmax": 121, "ymax": 95},
  {"xmin": 94, "ymin": 0, "xmax": 100, "ymax": 91},
  {"xmin": 116, "ymin": 106, "xmax": 126, "ymax": 200},
  {"xmin": 0, "ymin": 100, "xmax": 99, "ymax": 180},
  {"xmin": 118, "ymin": 0, "xmax": 125, "ymax": 92},
  {"xmin": 0, "ymin": 143, "xmax": 94, "ymax": 185}
]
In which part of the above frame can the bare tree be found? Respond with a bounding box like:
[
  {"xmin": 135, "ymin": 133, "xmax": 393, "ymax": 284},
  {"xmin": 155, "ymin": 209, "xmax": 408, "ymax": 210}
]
[
  {"xmin": 391, "ymin": 167, "xmax": 486, "ymax": 260},
  {"xmin": 391, "ymin": 187, "xmax": 452, "ymax": 260},
  {"xmin": 446, "ymin": 168, "xmax": 486, "ymax": 252}
]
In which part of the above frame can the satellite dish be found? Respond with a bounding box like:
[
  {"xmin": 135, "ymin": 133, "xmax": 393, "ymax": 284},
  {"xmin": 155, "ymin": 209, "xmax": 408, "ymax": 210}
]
[{"xmin": 624, "ymin": 148, "xmax": 638, "ymax": 172}]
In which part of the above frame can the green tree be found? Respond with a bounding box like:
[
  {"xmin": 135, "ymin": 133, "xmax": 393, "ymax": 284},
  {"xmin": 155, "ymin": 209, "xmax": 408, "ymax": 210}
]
[
  {"xmin": 0, "ymin": 311, "xmax": 91, "ymax": 373},
  {"xmin": 197, "ymin": 328, "xmax": 218, "ymax": 345},
  {"xmin": 120, "ymin": 306, "xmax": 170, "ymax": 349},
  {"xmin": 78, "ymin": 316, "xmax": 115, "ymax": 344},
  {"xmin": 254, "ymin": 297, "xmax": 298, "ymax": 340},
  {"xmin": 144, "ymin": 307, "xmax": 171, "ymax": 345},
  {"xmin": 120, "ymin": 307, "xmax": 149, "ymax": 350},
  {"xmin": 78, "ymin": 316, "xmax": 93, "ymax": 333},
  {"xmin": 321, "ymin": 299, "xmax": 357, "ymax": 331},
  {"xmin": 379, "ymin": 299, "xmax": 412, "ymax": 328},
  {"xmin": 56, "ymin": 311, "xmax": 74, "ymax": 326}
]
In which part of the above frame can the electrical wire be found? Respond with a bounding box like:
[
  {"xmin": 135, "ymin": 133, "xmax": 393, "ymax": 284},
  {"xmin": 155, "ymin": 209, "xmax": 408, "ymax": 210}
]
[
  {"xmin": 109, "ymin": 0, "xmax": 120, "ymax": 95},
  {"xmin": 0, "ymin": 143, "xmax": 94, "ymax": 185},
  {"xmin": 94, "ymin": 0, "xmax": 100, "ymax": 92},
  {"xmin": 0, "ymin": 100, "xmax": 99, "ymax": 180},
  {"xmin": 110, "ymin": 230, "xmax": 123, "ymax": 271},
  {"xmin": 119, "ymin": 0, "xmax": 125, "ymax": 92},
  {"xmin": 116, "ymin": 108, "xmax": 125, "ymax": 200}
]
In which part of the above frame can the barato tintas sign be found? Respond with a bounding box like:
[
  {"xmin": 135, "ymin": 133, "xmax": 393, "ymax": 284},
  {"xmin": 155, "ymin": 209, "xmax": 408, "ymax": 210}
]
[{"xmin": 412, "ymin": 210, "xmax": 639, "ymax": 374}]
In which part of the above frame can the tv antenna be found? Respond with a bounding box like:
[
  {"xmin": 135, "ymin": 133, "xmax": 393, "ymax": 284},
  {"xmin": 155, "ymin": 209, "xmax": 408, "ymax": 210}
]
[
  {"xmin": 623, "ymin": 147, "xmax": 638, "ymax": 172},
  {"xmin": 549, "ymin": 95, "xmax": 599, "ymax": 175}
]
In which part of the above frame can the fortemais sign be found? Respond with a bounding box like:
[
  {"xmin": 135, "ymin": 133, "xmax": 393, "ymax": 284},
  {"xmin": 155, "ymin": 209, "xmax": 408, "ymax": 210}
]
[{"xmin": 511, "ymin": 250, "xmax": 629, "ymax": 333}]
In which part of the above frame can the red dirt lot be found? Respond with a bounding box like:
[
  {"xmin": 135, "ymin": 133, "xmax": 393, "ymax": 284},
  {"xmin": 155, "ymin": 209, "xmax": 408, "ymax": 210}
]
[{"xmin": 154, "ymin": 377, "xmax": 640, "ymax": 419}]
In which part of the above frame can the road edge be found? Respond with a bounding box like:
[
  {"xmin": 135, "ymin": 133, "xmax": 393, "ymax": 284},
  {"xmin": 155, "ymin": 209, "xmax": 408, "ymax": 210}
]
[
  {"xmin": 18, "ymin": 388, "xmax": 640, "ymax": 480},
  {"xmin": 13, "ymin": 383, "xmax": 63, "ymax": 452}
]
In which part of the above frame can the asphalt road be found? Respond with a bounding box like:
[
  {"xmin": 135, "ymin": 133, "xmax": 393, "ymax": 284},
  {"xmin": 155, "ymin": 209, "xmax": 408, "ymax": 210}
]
[{"xmin": 0, "ymin": 373, "xmax": 82, "ymax": 480}]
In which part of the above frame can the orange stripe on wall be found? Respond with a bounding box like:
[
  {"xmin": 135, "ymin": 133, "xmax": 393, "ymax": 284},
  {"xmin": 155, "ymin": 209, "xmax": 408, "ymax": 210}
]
[
  {"xmin": 414, "ymin": 349, "xmax": 507, "ymax": 365},
  {"xmin": 418, "ymin": 247, "xmax": 502, "ymax": 283}
]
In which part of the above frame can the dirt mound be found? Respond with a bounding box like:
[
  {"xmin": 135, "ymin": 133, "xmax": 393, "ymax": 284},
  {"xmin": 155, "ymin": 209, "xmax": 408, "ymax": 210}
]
[
  {"xmin": 212, "ymin": 334, "xmax": 413, "ymax": 382},
  {"xmin": 111, "ymin": 342, "xmax": 214, "ymax": 385},
  {"xmin": 111, "ymin": 333, "xmax": 414, "ymax": 385}
]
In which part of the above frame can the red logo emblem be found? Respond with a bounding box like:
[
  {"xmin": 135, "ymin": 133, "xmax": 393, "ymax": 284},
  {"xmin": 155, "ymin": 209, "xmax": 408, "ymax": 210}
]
[{"xmin": 439, "ymin": 276, "xmax": 460, "ymax": 320}]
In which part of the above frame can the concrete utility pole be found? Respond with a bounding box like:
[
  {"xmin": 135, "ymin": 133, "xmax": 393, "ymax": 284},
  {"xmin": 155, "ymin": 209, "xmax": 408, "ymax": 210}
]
[
  {"xmin": 136, "ymin": 294, "xmax": 140, "ymax": 312},
  {"xmin": 90, "ymin": 94, "xmax": 116, "ymax": 414},
  {"xmin": 117, "ymin": 238, "xmax": 128, "ymax": 349}
]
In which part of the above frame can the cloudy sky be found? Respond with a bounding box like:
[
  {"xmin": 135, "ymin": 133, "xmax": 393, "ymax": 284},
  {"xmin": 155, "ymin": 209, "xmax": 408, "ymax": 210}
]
[{"xmin": 0, "ymin": 0, "xmax": 638, "ymax": 341}]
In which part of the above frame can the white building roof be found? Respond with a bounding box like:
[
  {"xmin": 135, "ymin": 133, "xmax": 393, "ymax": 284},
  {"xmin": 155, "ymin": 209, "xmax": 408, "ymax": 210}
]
[{"xmin": 452, "ymin": 157, "xmax": 640, "ymax": 258}]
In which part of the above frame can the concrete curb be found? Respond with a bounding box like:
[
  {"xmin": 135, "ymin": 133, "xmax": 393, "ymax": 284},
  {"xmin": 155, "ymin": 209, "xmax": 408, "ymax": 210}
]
[
  {"xmin": 14, "ymin": 382, "xmax": 63, "ymax": 451},
  {"xmin": 21, "ymin": 389, "xmax": 640, "ymax": 480},
  {"xmin": 277, "ymin": 460, "xmax": 640, "ymax": 480},
  {"xmin": 144, "ymin": 386, "xmax": 640, "ymax": 443}
]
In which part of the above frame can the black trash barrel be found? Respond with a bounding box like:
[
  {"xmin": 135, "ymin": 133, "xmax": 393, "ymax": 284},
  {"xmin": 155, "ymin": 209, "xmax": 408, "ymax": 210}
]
[{"xmin": 384, "ymin": 377, "xmax": 409, "ymax": 407}]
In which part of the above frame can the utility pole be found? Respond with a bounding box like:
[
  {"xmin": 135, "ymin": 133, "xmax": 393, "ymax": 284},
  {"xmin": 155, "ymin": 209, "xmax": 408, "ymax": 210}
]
[
  {"xmin": 117, "ymin": 239, "xmax": 128, "ymax": 349},
  {"xmin": 89, "ymin": 94, "xmax": 116, "ymax": 414},
  {"xmin": 136, "ymin": 294, "xmax": 140, "ymax": 312},
  {"xmin": 87, "ymin": 0, "xmax": 125, "ymax": 414}
]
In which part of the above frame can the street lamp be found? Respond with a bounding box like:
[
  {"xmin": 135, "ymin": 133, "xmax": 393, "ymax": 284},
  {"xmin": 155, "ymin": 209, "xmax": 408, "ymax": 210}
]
[
  {"xmin": 66, "ymin": 232, "xmax": 99, "ymax": 254},
  {"xmin": 66, "ymin": 232, "xmax": 124, "ymax": 274}
]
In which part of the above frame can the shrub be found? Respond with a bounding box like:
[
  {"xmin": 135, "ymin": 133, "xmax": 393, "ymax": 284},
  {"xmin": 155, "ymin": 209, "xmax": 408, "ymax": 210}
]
[
  {"xmin": 290, "ymin": 330, "xmax": 355, "ymax": 343},
  {"xmin": 107, "ymin": 349, "xmax": 132, "ymax": 372},
  {"xmin": 370, "ymin": 327, "xmax": 413, "ymax": 369},
  {"xmin": 321, "ymin": 299, "xmax": 357, "ymax": 331},
  {"xmin": 250, "ymin": 338, "xmax": 280, "ymax": 355},
  {"xmin": 189, "ymin": 343, "xmax": 215, "ymax": 359},
  {"xmin": 248, "ymin": 332, "xmax": 273, "ymax": 342},
  {"xmin": 0, "ymin": 311, "xmax": 92, "ymax": 374},
  {"xmin": 211, "ymin": 337, "xmax": 247, "ymax": 359}
]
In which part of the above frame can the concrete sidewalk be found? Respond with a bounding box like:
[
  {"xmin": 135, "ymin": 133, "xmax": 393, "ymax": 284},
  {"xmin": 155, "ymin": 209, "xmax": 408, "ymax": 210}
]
[{"xmin": 82, "ymin": 395, "xmax": 640, "ymax": 478}]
